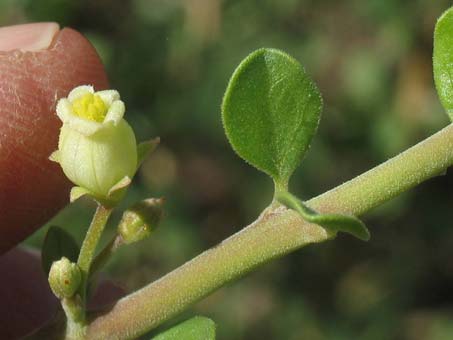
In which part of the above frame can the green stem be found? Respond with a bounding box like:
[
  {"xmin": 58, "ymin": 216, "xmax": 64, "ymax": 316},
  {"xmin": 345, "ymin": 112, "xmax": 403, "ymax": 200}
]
[
  {"xmin": 61, "ymin": 296, "xmax": 86, "ymax": 340},
  {"xmin": 90, "ymin": 235, "xmax": 123, "ymax": 275},
  {"xmin": 273, "ymin": 179, "xmax": 288, "ymax": 199},
  {"xmin": 276, "ymin": 191, "xmax": 370, "ymax": 241},
  {"xmin": 87, "ymin": 124, "xmax": 453, "ymax": 340},
  {"xmin": 77, "ymin": 204, "xmax": 113, "ymax": 306}
]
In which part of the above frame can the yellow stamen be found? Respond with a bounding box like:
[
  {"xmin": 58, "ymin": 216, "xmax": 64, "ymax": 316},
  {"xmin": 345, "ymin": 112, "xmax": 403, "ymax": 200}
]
[{"xmin": 72, "ymin": 93, "xmax": 108, "ymax": 122}]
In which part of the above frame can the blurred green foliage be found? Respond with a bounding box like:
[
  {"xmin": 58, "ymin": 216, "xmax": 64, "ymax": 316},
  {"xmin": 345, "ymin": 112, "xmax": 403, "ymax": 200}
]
[{"xmin": 2, "ymin": 0, "xmax": 453, "ymax": 339}]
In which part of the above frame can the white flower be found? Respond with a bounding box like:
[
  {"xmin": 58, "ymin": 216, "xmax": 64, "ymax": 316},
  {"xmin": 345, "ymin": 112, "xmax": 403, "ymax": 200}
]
[{"xmin": 50, "ymin": 85, "xmax": 138, "ymax": 202}]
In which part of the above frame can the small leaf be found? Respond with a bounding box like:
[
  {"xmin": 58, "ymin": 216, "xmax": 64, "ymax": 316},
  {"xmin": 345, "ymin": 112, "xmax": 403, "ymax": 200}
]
[
  {"xmin": 70, "ymin": 176, "xmax": 132, "ymax": 206},
  {"xmin": 277, "ymin": 191, "xmax": 370, "ymax": 241},
  {"xmin": 70, "ymin": 186, "xmax": 92, "ymax": 203},
  {"xmin": 48, "ymin": 150, "xmax": 60, "ymax": 163},
  {"xmin": 433, "ymin": 6, "xmax": 453, "ymax": 121},
  {"xmin": 222, "ymin": 48, "xmax": 322, "ymax": 189},
  {"xmin": 106, "ymin": 176, "xmax": 131, "ymax": 205},
  {"xmin": 41, "ymin": 226, "xmax": 80, "ymax": 275},
  {"xmin": 152, "ymin": 316, "xmax": 216, "ymax": 340},
  {"xmin": 137, "ymin": 137, "xmax": 160, "ymax": 168}
]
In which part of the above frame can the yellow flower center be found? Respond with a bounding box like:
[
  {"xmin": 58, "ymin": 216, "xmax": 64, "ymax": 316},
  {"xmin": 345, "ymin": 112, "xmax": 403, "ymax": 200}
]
[{"xmin": 72, "ymin": 93, "xmax": 108, "ymax": 123}]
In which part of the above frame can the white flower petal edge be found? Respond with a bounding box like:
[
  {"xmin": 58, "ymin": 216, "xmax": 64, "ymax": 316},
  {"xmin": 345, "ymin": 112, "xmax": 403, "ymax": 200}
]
[
  {"xmin": 56, "ymin": 98, "xmax": 73, "ymax": 122},
  {"xmin": 104, "ymin": 100, "xmax": 125, "ymax": 125},
  {"xmin": 56, "ymin": 98, "xmax": 102, "ymax": 136},
  {"xmin": 97, "ymin": 90, "xmax": 120, "ymax": 106},
  {"xmin": 67, "ymin": 85, "xmax": 94, "ymax": 102}
]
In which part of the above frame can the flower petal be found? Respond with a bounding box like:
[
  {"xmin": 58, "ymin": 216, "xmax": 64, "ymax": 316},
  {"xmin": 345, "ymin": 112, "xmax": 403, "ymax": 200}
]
[
  {"xmin": 97, "ymin": 90, "xmax": 120, "ymax": 106},
  {"xmin": 56, "ymin": 98, "xmax": 73, "ymax": 123},
  {"xmin": 65, "ymin": 117, "xmax": 103, "ymax": 136},
  {"xmin": 57, "ymin": 97, "xmax": 107, "ymax": 135},
  {"xmin": 68, "ymin": 85, "xmax": 94, "ymax": 102},
  {"xmin": 104, "ymin": 100, "xmax": 125, "ymax": 125}
]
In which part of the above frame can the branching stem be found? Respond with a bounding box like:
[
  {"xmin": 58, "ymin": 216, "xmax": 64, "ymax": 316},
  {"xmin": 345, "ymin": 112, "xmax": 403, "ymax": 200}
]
[
  {"xmin": 90, "ymin": 235, "xmax": 123, "ymax": 275},
  {"xmin": 87, "ymin": 124, "xmax": 453, "ymax": 340}
]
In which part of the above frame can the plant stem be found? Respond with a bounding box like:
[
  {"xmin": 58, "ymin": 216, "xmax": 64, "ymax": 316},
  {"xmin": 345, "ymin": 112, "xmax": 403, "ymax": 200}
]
[
  {"xmin": 77, "ymin": 204, "xmax": 113, "ymax": 306},
  {"xmin": 276, "ymin": 190, "xmax": 370, "ymax": 241},
  {"xmin": 61, "ymin": 296, "xmax": 86, "ymax": 340},
  {"xmin": 87, "ymin": 124, "xmax": 453, "ymax": 340},
  {"xmin": 90, "ymin": 235, "xmax": 123, "ymax": 275}
]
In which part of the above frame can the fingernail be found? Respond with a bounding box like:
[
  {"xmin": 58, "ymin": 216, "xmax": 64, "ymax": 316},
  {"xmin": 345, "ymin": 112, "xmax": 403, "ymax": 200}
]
[{"xmin": 0, "ymin": 22, "xmax": 60, "ymax": 52}]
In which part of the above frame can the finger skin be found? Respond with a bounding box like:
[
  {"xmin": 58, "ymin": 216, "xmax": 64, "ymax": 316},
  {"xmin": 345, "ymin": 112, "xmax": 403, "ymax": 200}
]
[
  {"xmin": 0, "ymin": 27, "xmax": 109, "ymax": 254},
  {"xmin": 0, "ymin": 247, "xmax": 125, "ymax": 339},
  {"xmin": 0, "ymin": 247, "xmax": 58, "ymax": 339}
]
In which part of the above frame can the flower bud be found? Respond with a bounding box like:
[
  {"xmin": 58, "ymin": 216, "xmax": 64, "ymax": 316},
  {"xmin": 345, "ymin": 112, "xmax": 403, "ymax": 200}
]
[
  {"xmin": 50, "ymin": 85, "xmax": 137, "ymax": 201},
  {"xmin": 48, "ymin": 257, "xmax": 82, "ymax": 299},
  {"xmin": 118, "ymin": 198, "xmax": 164, "ymax": 244}
]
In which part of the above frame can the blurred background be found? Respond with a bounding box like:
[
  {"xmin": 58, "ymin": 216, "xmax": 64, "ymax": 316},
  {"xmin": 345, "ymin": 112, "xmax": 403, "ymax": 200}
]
[{"xmin": 1, "ymin": 0, "xmax": 453, "ymax": 339}]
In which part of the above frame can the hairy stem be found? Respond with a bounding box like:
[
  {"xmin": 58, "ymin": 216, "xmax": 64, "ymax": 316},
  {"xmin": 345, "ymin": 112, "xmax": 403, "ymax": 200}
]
[
  {"xmin": 61, "ymin": 296, "xmax": 86, "ymax": 340},
  {"xmin": 87, "ymin": 124, "xmax": 453, "ymax": 339},
  {"xmin": 90, "ymin": 235, "xmax": 123, "ymax": 275},
  {"xmin": 77, "ymin": 204, "xmax": 113, "ymax": 306}
]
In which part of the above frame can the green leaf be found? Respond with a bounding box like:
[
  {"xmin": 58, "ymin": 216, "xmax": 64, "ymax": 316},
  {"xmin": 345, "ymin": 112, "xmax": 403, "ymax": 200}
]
[
  {"xmin": 152, "ymin": 316, "xmax": 216, "ymax": 340},
  {"xmin": 137, "ymin": 137, "xmax": 160, "ymax": 168},
  {"xmin": 433, "ymin": 6, "xmax": 453, "ymax": 122},
  {"xmin": 222, "ymin": 48, "xmax": 322, "ymax": 189},
  {"xmin": 107, "ymin": 176, "xmax": 131, "ymax": 201},
  {"xmin": 70, "ymin": 176, "xmax": 132, "ymax": 207},
  {"xmin": 70, "ymin": 186, "xmax": 93, "ymax": 203},
  {"xmin": 277, "ymin": 191, "xmax": 370, "ymax": 241},
  {"xmin": 41, "ymin": 226, "xmax": 80, "ymax": 275}
]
